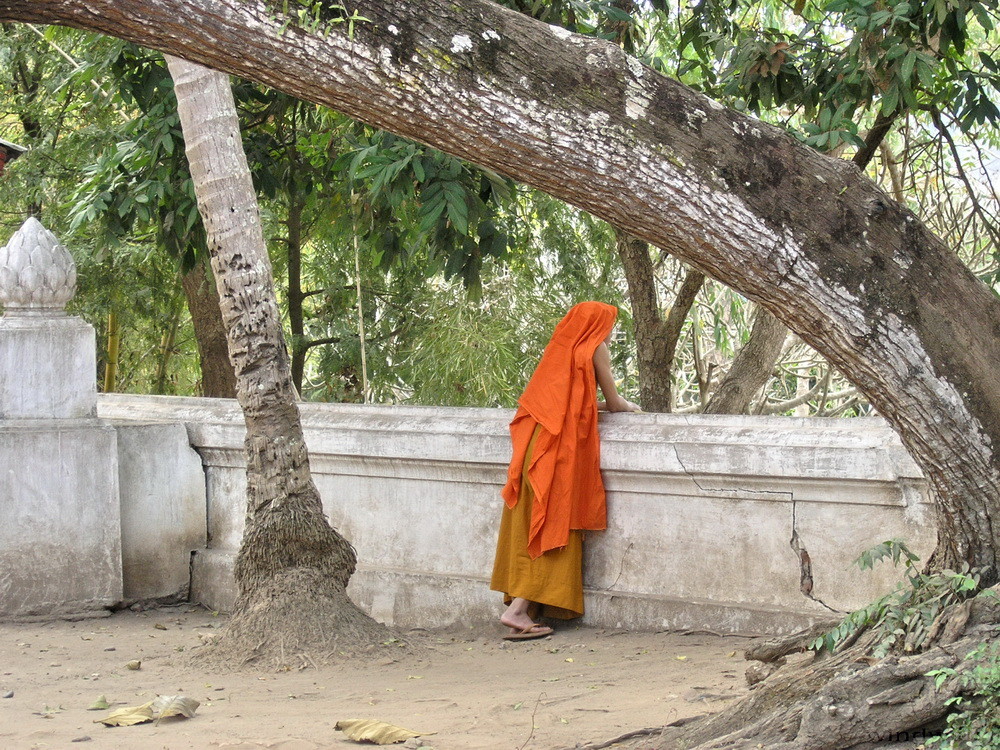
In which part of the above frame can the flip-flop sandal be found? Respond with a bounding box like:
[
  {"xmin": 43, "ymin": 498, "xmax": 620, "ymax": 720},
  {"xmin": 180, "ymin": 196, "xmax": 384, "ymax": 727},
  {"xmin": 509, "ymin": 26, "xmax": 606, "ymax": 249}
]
[{"xmin": 503, "ymin": 624, "xmax": 553, "ymax": 641}]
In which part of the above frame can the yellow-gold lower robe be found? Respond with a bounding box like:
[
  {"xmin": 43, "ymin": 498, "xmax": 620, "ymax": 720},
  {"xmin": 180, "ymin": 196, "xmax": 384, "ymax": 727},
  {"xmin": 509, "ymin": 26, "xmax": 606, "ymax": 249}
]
[{"xmin": 490, "ymin": 425, "xmax": 584, "ymax": 619}]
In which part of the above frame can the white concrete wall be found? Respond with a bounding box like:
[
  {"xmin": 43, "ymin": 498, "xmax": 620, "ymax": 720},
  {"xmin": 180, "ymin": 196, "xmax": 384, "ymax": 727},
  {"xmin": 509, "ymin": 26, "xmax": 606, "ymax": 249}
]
[
  {"xmin": 97, "ymin": 394, "xmax": 936, "ymax": 635},
  {"xmin": 0, "ymin": 420, "xmax": 122, "ymax": 618},
  {"xmin": 113, "ymin": 422, "xmax": 207, "ymax": 602}
]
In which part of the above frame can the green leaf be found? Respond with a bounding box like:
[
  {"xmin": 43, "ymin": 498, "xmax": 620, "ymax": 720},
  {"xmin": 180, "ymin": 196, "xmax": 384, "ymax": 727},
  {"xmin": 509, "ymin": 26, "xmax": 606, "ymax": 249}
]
[
  {"xmin": 444, "ymin": 184, "xmax": 469, "ymax": 235},
  {"xmin": 916, "ymin": 57, "xmax": 936, "ymax": 88},
  {"xmin": 900, "ymin": 50, "xmax": 916, "ymax": 83},
  {"xmin": 601, "ymin": 6, "xmax": 634, "ymax": 23},
  {"xmin": 417, "ymin": 198, "xmax": 446, "ymax": 234},
  {"xmin": 886, "ymin": 44, "xmax": 908, "ymax": 61},
  {"xmin": 87, "ymin": 695, "xmax": 111, "ymax": 711},
  {"xmin": 972, "ymin": 1, "xmax": 995, "ymax": 31}
]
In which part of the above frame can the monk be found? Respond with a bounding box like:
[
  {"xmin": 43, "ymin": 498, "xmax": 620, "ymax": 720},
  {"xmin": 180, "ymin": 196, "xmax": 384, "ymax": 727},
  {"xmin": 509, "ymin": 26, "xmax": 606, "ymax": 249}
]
[{"xmin": 490, "ymin": 302, "xmax": 640, "ymax": 640}]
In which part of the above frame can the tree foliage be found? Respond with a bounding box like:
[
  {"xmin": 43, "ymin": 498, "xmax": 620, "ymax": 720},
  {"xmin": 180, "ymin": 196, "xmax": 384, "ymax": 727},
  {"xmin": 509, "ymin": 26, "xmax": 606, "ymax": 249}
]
[{"xmin": 2, "ymin": 0, "xmax": 1000, "ymax": 416}]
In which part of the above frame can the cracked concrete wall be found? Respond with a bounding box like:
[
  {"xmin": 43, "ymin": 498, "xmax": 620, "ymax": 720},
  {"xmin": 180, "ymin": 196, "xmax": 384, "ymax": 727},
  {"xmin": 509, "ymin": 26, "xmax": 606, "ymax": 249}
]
[{"xmin": 97, "ymin": 394, "xmax": 935, "ymax": 635}]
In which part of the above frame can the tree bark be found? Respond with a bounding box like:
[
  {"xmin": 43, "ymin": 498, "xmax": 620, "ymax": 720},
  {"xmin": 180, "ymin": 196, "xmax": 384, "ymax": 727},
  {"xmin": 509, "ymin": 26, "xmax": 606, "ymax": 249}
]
[
  {"xmin": 615, "ymin": 228, "xmax": 673, "ymax": 411},
  {"xmin": 5, "ymin": 0, "xmax": 1000, "ymax": 588},
  {"xmin": 180, "ymin": 259, "xmax": 237, "ymax": 398},
  {"xmin": 704, "ymin": 305, "xmax": 789, "ymax": 414},
  {"xmin": 164, "ymin": 55, "xmax": 385, "ymax": 665}
]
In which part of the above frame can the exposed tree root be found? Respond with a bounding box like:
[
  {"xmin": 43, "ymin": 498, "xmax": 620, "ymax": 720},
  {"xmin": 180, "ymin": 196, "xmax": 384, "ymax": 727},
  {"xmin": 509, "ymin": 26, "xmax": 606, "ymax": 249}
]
[
  {"xmin": 744, "ymin": 620, "xmax": 840, "ymax": 663},
  {"xmin": 608, "ymin": 587, "xmax": 1000, "ymax": 750},
  {"xmin": 190, "ymin": 567, "xmax": 401, "ymax": 671},
  {"xmin": 570, "ymin": 717, "xmax": 703, "ymax": 750}
]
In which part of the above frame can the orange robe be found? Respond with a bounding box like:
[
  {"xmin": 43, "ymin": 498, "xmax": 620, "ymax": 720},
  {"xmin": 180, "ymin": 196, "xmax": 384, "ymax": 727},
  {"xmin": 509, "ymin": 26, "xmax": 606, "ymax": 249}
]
[{"xmin": 500, "ymin": 301, "xmax": 618, "ymax": 559}]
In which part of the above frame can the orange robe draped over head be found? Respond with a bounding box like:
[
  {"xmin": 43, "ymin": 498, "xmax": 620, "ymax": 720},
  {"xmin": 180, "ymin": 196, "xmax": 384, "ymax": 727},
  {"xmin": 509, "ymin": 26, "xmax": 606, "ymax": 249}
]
[{"xmin": 500, "ymin": 301, "xmax": 618, "ymax": 559}]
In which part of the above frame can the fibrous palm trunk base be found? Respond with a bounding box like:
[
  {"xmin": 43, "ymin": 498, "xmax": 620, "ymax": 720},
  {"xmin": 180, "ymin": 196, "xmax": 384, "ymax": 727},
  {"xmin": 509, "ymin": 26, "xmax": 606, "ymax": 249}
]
[
  {"xmin": 588, "ymin": 586, "xmax": 999, "ymax": 750},
  {"xmin": 193, "ymin": 567, "xmax": 398, "ymax": 671}
]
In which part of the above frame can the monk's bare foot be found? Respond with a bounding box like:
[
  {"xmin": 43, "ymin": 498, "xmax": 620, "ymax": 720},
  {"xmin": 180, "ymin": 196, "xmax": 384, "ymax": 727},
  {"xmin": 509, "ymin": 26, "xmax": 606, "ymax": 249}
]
[
  {"xmin": 500, "ymin": 597, "xmax": 548, "ymax": 635},
  {"xmin": 500, "ymin": 610, "xmax": 539, "ymax": 633}
]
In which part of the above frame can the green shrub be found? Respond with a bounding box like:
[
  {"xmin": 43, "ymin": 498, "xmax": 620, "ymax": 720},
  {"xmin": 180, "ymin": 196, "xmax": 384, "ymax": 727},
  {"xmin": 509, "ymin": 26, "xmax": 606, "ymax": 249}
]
[
  {"xmin": 926, "ymin": 641, "xmax": 1000, "ymax": 749},
  {"xmin": 810, "ymin": 539, "xmax": 988, "ymax": 658}
]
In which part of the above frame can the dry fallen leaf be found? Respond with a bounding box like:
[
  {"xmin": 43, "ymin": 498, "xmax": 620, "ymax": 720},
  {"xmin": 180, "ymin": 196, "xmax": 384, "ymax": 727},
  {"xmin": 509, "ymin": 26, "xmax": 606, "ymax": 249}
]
[
  {"xmin": 335, "ymin": 718, "xmax": 433, "ymax": 745},
  {"xmin": 96, "ymin": 701, "xmax": 154, "ymax": 727},
  {"xmin": 151, "ymin": 695, "xmax": 200, "ymax": 724},
  {"xmin": 95, "ymin": 695, "xmax": 199, "ymax": 727}
]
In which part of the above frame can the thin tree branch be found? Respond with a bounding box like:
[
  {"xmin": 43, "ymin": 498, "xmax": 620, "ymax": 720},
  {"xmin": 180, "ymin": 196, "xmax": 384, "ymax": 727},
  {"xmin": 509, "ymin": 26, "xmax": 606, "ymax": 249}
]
[
  {"xmin": 853, "ymin": 109, "xmax": 899, "ymax": 170},
  {"xmin": 929, "ymin": 107, "xmax": 1000, "ymax": 250}
]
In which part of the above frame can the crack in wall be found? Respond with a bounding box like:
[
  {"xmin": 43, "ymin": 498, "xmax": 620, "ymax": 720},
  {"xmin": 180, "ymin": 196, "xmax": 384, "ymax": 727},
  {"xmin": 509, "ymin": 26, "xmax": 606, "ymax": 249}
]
[
  {"xmin": 788, "ymin": 488, "xmax": 842, "ymax": 613},
  {"xmin": 671, "ymin": 444, "xmax": 844, "ymax": 614},
  {"xmin": 669, "ymin": 444, "xmax": 793, "ymax": 500}
]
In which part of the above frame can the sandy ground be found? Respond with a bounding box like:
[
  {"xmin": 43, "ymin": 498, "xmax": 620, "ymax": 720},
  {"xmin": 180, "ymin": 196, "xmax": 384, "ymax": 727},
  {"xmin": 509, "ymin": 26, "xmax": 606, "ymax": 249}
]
[{"xmin": 0, "ymin": 606, "xmax": 752, "ymax": 750}]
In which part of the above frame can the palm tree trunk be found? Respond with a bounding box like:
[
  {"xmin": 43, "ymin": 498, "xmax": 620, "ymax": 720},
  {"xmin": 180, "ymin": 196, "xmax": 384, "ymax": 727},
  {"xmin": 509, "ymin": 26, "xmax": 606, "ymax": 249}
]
[{"xmin": 165, "ymin": 54, "xmax": 385, "ymax": 666}]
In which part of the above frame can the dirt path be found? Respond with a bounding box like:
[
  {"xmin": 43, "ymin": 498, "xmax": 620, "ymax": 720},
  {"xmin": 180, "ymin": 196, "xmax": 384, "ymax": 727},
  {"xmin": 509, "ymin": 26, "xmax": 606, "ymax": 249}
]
[{"xmin": 0, "ymin": 606, "xmax": 751, "ymax": 749}]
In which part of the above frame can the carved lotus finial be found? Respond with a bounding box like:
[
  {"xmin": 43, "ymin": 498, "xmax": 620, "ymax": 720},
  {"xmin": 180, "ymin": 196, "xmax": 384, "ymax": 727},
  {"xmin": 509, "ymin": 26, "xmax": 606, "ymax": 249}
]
[{"xmin": 0, "ymin": 217, "xmax": 77, "ymax": 316}]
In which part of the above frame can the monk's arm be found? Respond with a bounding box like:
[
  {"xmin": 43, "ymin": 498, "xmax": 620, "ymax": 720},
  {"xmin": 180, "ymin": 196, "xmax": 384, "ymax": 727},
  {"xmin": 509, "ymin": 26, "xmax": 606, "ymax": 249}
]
[{"xmin": 594, "ymin": 343, "xmax": 640, "ymax": 412}]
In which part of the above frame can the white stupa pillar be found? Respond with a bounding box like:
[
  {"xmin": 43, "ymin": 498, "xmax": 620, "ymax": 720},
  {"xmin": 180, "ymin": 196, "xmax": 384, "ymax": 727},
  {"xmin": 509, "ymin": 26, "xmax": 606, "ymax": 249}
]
[
  {"xmin": 0, "ymin": 217, "xmax": 96, "ymax": 418},
  {"xmin": 0, "ymin": 218, "xmax": 122, "ymax": 618}
]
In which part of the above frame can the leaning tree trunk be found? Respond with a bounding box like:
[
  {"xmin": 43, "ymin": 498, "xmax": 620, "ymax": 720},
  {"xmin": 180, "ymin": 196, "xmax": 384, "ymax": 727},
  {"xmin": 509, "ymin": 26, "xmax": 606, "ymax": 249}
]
[{"xmin": 164, "ymin": 55, "xmax": 386, "ymax": 666}]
